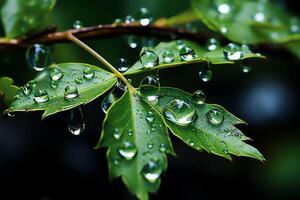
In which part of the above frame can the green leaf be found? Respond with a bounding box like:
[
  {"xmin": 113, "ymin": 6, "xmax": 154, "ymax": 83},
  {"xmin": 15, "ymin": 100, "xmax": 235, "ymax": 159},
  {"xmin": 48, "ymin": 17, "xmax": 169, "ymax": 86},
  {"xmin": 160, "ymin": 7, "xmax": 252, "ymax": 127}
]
[
  {"xmin": 154, "ymin": 87, "xmax": 265, "ymax": 162},
  {"xmin": 8, "ymin": 63, "xmax": 117, "ymax": 118},
  {"xmin": 125, "ymin": 40, "xmax": 264, "ymax": 75},
  {"xmin": 191, "ymin": 0, "xmax": 300, "ymax": 44},
  {"xmin": 0, "ymin": 77, "xmax": 19, "ymax": 106},
  {"xmin": 1, "ymin": 0, "xmax": 57, "ymax": 38},
  {"xmin": 97, "ymin": 90, "xmax": 175, "ymax": 200}
]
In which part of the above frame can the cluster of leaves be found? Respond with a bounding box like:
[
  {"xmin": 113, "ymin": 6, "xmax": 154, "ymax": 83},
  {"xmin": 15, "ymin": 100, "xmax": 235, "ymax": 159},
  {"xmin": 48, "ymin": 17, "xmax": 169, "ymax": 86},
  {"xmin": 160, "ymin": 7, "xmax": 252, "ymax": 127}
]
[{"xmin": 2, "ymin": 0, "xmax": 299, "ymax": 199}]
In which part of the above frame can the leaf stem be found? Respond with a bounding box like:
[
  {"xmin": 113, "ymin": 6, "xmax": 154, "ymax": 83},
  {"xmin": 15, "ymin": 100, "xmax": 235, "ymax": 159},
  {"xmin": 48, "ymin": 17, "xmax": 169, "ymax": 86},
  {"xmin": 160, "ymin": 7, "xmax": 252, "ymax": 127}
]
[{"xmin": 66, "ymin": 32, "xmax": 137, "ymax": 92}]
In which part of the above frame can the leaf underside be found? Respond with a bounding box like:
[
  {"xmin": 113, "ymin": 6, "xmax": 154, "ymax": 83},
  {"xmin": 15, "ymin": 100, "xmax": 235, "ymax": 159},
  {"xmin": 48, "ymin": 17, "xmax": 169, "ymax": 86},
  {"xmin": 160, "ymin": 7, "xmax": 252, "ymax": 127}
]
[
  {"xmin": 98, "ymin": 90, "xmax": 175, "ymax": 200},
  {"xmin": 9, "ymin": 63, "xmax": 117, "ymax": 118},
  {"xmin": 0, "ymin": 77, "xmax": 19, "ymax": 106}
]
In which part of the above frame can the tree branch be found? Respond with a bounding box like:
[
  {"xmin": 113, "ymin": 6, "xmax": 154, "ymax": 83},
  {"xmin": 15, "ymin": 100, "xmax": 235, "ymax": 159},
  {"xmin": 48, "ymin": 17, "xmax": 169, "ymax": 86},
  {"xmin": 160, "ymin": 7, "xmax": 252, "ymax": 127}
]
[{"xmin": 0, "ymin": 23, "xmax": 210, "ymax": 49}]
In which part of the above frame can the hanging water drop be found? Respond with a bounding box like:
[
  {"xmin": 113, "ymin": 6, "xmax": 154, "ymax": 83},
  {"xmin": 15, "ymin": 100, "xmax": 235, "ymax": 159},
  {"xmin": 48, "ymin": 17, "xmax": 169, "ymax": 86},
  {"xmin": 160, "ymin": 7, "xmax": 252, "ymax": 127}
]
[
  {"xmin": 83, "ymin": 68, "xmax": 95, "ymax": 79},
  {"xmin": 145, "ymin": 111, "xmax": 155, "ymax": 123},
  {"xmin": 113, "ymin": 128, "xmax": 122, "ymax": 140},
  {"xmin": 241, "ymin": 64, "xmax": 252, "ymax": 73},
  {"xmin": 101, "ymin": 92, "xmax": 118, "ymax": 114},
  {"xmin": 34, "ymin": 89, "xmax": 49, "ymax": 103},
  {"xmin": 199, "ymin": 67, "xmax": 213, "ymax": 82},
  {"xmin": 162, "ymin": 50, "xmax": 175, "ymax": 64},
  {"xmin": 26, "ymin": 44, "xmax": 50, "ymax": 71},
  {"xmin": 140, "ymin": 75, "xmax": 160, "ymax": 103},
  {"xmin": 118, "ymin": 141, "xmax": 138, "ymax": 160},
  {"xmin": 116, "ymin": 58, "xmax": 129, "ymax": 73},
  {"xmin": 73, "ymin": 20, "xmax": 83, "ymax": 29},
  {"xmin": 50, "ymin": 68, "xmax": 63, "ymax": 81},
  {"xmin": 127, "ymin": 35, "xmax": 139, "ymax": 49},
  {"xmin": 22, "ymin": 83, "xmax": 32, "ymax": 96},
  {"xmin": 68, "ymin": 106, "xmax": 85, "ymax": 136},
  {"xmin": 64, "ymin": 85, "xmax": 79, "ymax": 100},
  {"xmin": 140, "ymin": 49, "xmax": 159, "ymax": 68},
  {"xmin": 192, "ymin": 90, "xmax": 206, "ymax": 104},
  {"xmin": 206, "ymin": 108, "xmax": 224, "ymax": 125},
  {"xmin": 180, "ymin": 46, "xmax": 196, "ymax": 61},
  {"xmin": 223, "ymin": 43, "xmax": 244, "ymax": 61},
  {"xmin": 141, "ymin": 160, "xmax": 162, "ymax": 183},
  {"xmin": 163, "ymin": 99, "xmax": 196, "ymax": 126}
]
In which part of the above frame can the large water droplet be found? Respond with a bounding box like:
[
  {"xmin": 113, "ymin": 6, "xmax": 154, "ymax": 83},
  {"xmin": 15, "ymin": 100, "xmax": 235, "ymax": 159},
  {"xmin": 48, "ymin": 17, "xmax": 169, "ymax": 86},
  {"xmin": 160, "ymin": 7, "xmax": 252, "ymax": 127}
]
[
  {"xmin": 162, "ymin": 50, "xmax": 175, "ymax": 64},
  {"xmin": 73, "ymin": 20, "xmax": 83, "ymax": 29},
  {"xmin": 50, "ymin": 68, "xmax": 63, "ymax": 81},
  {"xmin": 113, "ymin": 128, "xmax": 122, "ymax": 140},
  {"xmin": 140, "ymin": 75, "xmax": 160, "ymax": 103},
  {"xmin": 206, "ymin": 109, "xmax": 224, "ymax": 125},
  {"xmin": 180, "ymin": 46, "xmax": 196, "ymax": 61},
  {"xmin": 101, "ymin": 92, "xmax": 118, "ymax": 114},
  {"xmin": 68, "ymin": 106, "xmax": 85, "ymax": 136},
  {"xmin": 64, "ymin": 85, "xmax": 79, "ymax": 100},
  {"xmin": 83, "ymin": 68, "xmax": 95, "ymax": 79},
  {"xmin": 145, "ymin": 111, "xmax": 155, "ymax": 123},
  {"xmin": 140, "ymin": 49, "xmax": 159, "ymax": 68},
  {"xmin": 26, "ymin": 44, "xmax": 50, "ymax": 71},
  {"xmin": 116, "ymin": 58, "xmax": 129, "ymax": 73},
  {"xmin": 118, "ymin": 141, "xmax": 138, "ymax": 160},
  {"xmin": 207, "ymin": 38, "xmax": 220, "ymax": 51},
  {"xmin": 199, "ymin": 67, "xmax": 213, "ymax": 82},
  {"xmin": 34, "ymin": 90, "xmax": 49, "ymax": 103},
  {"xmin": 192, "ymin": 90, "xmax": 206, "ymax": 104},
  {"xmin": 138, "ymin": 7, "xmax": 153, "ymax": 26},
  {"xmin": 163, "ymin": 99, "xmax": 196, "ymax": 126},
  {"xmin": 223, "ymin": 43, "xmax": 244, "ymax": 61},
  {"xmin": 22, "ymin": 83, "xmax": 32, "ymax": 96},
  {"xmin": 141, "ymin": 160, "xmax": 162, "ymax": 183}
]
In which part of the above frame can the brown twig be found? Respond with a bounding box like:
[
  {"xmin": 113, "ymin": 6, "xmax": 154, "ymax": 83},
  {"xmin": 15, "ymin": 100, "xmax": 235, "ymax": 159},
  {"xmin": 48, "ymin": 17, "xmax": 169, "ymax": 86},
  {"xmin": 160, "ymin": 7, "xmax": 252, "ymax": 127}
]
[{"xmin": 0, "ymin": 23, "xmax": 211, "ymax": 49}]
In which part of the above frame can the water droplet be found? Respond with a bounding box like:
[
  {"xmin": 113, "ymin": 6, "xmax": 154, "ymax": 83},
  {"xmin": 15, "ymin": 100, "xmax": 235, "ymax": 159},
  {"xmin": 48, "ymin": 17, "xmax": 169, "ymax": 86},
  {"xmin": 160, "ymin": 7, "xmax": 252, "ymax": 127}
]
[
  {"xmin": 114, "ymin": 18, "xmax": 122, "ymax": 24},
  {"xmin": 176, "ymin": 40, "xmax": 185, "ymax": 50},
  {"xmin": 13, "ymin": 92, "xmax": 21, "ymax": 100},
  {"xmin": 145, "ymin": 111, "xmax": 155, "ymax": 123},
  {"xmin": 101, "ymin": 92, "xmax": 117, "ymax": 114},
  {"xmin": 206, "ymin": 109, "xmax": 224, "ymax": 125},
  {"xmin": 138, "ymin": 7, "xmax": 152, "ymax": 26},
  {"xmin": 118, "ymin": 141, "xmax": 138, "ymax": 160},
  {"xmin": 127, "ymin": 36, "xmax": 139, "ymax": 49},
  {"xmin": 253, "ymin": 12, "xmax": 265, "ymax": 22},
  {"xmin": 22, "ymin": 83, "xmax": 32, "ymax": 95},
  {"xmin": 207, "ymin": 38, "xmax": 220, "ymax": 51},
  {"xmin": 64, "ymin": 85, "xmax": 79, "ymax": 100},
  {"xmin": 124, "ymin": 15, "xmax": 135, "ymax": 24},
  {"xmin": 26, "ymin": 44, "xmax": 50, "ymax": 71},
  {"xmin": 162, "ymin": 50, "xmax": 175, "ymax": 64},
  {"xmin": 34, "ymin": 90, "xmax": 49, "ymax": 103},
  {"xmin": 140, "ymin": 75, "xmax": 160, "ymax": 103},
  {"xmin": 49, "ymin": 68, "xmax": 63, "ymax": 81},
  {"xmin": 223, "ymin": 43, "xmax": 244, "ymax": 61},
  {"xmin": 83, "ymin": 68, "xmax": 95, "ymax": 79},
  {"xmin": 217, "ymin": 3, "xmax": 231, "ymax": 14},
  {"xmin": 3, "ymin": 110, "xmax": 15, "ymax": 118},
  {"xmin": 180, "ymin": 46, "xmax": 196, "ymax": 61},
  {"xmin": 290, "ymin": 17, "xmax": 300, "ymax": 33},
  {"xmin": 147, "ymin": 142, "xmax": 153, "ymax": 149},
  {"xmin": 73, "ymin": 20, "xmax": 83, "ymax": 29},
  {"xmin": 199, "ymin": 67, "xmax": 213, "ymax": 82},
  {"xmin": 220, "ymin": 26, "xmax": 228, "ymax": 33},
  {"xmin": 116, "ymin": 58, "xmax": 129, "ymax": 73},
  {"xmin": 128, "ymin": 129, "xmax": 134, "ymax": 136},
  {"xmin": 187, "ymin": 139, "xmax": 195, "ymax": 146},
  {"xmin": 159, "ymin": 144, "xmax": 167, "ymax": 153},
  {"xmin": 192, "ymin": 90, "xmax": 206, "ymax": 104},
  {"xmin": 75, "ymin": 77, "xmax": 83, "ymax": 84},
  {"xmin": 50, "ymin": 80, "xmax": 58, "ymax": 89},
  {"xmin": 68, "ymin": 106, "xmax": 85, "ymax": 136},
  {"xmin": 163, "ymin": 99, "xmax": 196, "ymax": 126},
  {"xmin": 113, "ymin": 128, "xmax": 122, "ymax": 139},
  {"xmin": 223, "ymin": 149, "xmax": 229, "ymax": 154},
  {"xmin": 141, "ymin": 160, "xmax": 162, "ymax": 183},
  {"xmin": 241, "ymin": 65, "xmax": 252, "ymax": 73},
  {"xmin": 140, "ymin": 49, "xmax": 159, "ymax": 68}
]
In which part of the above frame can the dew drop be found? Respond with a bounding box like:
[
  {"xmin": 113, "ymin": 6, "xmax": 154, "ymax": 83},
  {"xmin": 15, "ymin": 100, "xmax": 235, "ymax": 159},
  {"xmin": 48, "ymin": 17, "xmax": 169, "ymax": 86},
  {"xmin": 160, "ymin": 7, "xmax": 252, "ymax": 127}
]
[
  {"xmin": 162, "ymin": 50, "xmax": 175, "ymax": 64},
  {"xmin": 159, "ymin": 144, "xmax": 167, "ymax": 153},
  {"xmin": 192, "ymin": 90, "xmax": 206, "ymax": 104},
  {"xmin": 180, "ymin": 46, "xmax": 196, "ymax": 61},
  {"xmin": 206, "ymin": 108, "xmax": 224, "ymax": 125},
  {"xmin": 22, "ymin": 83, "xmax": 32, "ymax": 96},
  {"xmin": 50, "ymin": 80, "xmax": 58, "ymax": 89},
  {"xmin": 140, "ymin": 49, "xmax": 159, "ymax": 68},
  {"xmin": 68, "ymin": 106, "xmax": 85, "ymax": 136},
  {"xmin": 199, "ymin": 67, "xmax": 213, "ymax": 82},
  {"xmin": 241, "ymin": 64, "xmax": 252, "ymax": 73},
  {"xmin": 64, "ymin": 85, "xmax": 79, "ymax": 100},
  {"xmin": 147, "ymin": 142, "xmax": 154, "ymax": 149},
  {"xmin": 207, "ymin": 38, "xmax": 220, "ymax": 51},
  {"xmin": 145, "ymin": 111, "xmax": 155, "ymax": 123},
  {"xmin": 34, "ymin": 90, "xmax": 49, "ymax": 103},
  {"xmin": 73, "ymin": 20, "xmax": 83, "ymax": 29},
  {"xmin": 124, "ymin": 15, "xmax": 135, "ymax": 24},
  {"xmin": 253, "ymin": 12, "xmax": 265, "ymax": 22},
  {"xmin": 26, "ymin": 44, "xmax": 50, "ymax": 72},
  {"xmin": 49, "ymin": 68, "xmax": 63, "ymax": 81},
  {"xmin": 141, "ymin": 160, "xmax": 162, "ymax": 183},
  {"xmin": 217, "ymin": 3, "xmax": 231, "ymax": 14},
  {"xmin": 101, "ymin": 92, "xmax": 117, "ymax": 114},
  {"xmin": 163, "ymin": 99, "xmax": 196, "ymax": 126},
  {"xmin": 127, "ymin": 36, "xmax": 139, "ymax": 49},
  {"xmin": 290, "ymin": 17, "xmax": 300, "ymax": 33},
  {"xmin": 138, "ymin": 7, "xmax": 153, "ymax": 26},
  {"xmin": 113, "ymin": 128, "xmax": 122, "ymax": 140},
  {"xmin": 116, "ymin": 58, "xmax": 129, "ymax": 73},
  {"xmin": 118, "ymin": 141, "xmax": 138, "ymax": 160},
  {"xmin": 176, "ymin": 40, "xmax": 185, "ymax": 50},
  {"xmin": 83, "ymin": 68, "xmax": 95, "ymax": 79},
  {"xmin": 223, "ymin": 43, "xmax": 244, "ymax": 61},
  {"xmin": 187, "ymin": 139, "xmax": 195, "ymax": 147},
  {"xmin": 140, "ymin": 75, "xmax": 160, "ymax": 103},
  {"xmin": 75, "ymin": 77, "xmax": 83, "ymax": 84}
]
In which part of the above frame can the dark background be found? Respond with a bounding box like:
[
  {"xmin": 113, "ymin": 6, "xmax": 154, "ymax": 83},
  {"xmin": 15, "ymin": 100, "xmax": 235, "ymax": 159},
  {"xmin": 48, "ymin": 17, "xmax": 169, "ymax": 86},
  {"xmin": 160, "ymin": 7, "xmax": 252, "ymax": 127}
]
[{"xmin": 1, "ymin": 0, "xmax": 300, "ymax": 199}]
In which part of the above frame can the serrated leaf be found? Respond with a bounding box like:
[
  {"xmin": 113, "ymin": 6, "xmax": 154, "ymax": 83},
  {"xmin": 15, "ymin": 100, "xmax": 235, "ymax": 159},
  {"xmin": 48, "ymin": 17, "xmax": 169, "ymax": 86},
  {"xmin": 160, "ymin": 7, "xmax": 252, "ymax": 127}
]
[
  {"xmin": 1, "ymin": 0, "xmax": 57, "ymax": 38},
  {"xmin": 154, "ymin": 87, "xmax": 265, "ymax": 162},
  {"xmin": 0, "ymin": 77, "xmax": 19, "ymax": 106},
  {"xmin": 191, "ymin": 0, "xmax": 300, "ymax": 44},
  {"xmin": 97, "ymin": 90, "xmax": 175, "ymax": 200},
  {"xmin": 125, "ymin": 40, "xmax": 264, "ymax": 75},
  {"xmin": 8, "ymin": 63, "xmax": 117, "ymax": 118}
]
